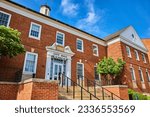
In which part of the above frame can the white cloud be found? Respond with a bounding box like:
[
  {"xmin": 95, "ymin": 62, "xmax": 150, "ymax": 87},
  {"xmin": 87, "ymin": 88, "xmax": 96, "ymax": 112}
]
[
  {"xmin": 76, "ymin": 0, "xmax": 106, "ymax": 37},
  {"xmin": 61, "ymin": 0, "xmax": 79, "ymax": 17}
]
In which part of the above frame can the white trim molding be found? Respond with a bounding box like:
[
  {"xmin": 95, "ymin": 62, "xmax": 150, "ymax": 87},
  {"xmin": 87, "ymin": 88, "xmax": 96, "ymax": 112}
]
[{"xmin": 0, "ymin": 10, "xmax": 11, "ymax": 27}]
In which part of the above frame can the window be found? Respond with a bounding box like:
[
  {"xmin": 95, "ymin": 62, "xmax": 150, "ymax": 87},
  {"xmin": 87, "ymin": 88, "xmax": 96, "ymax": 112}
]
[
  {"xmin": 146, "ymin": 70, "xmax": 150, "ymax": 82},
  {"xmin": 23, "ymin": 52, "xmax": 38, "ymax": 74},
  {"xmin": 94, "ymin": 67, "xmax": 99, "ymax": 80},
  {"xmin": 77, "ymin": 63, "xmax": 84, "ymax": 78},
  {"xmin": 130, "ymin": 67, "xmax": 136, "ymax": 80},
  {"xmin": 142, "ymin": 53, "xmax": 146, "ymax": 63},
  {"xmin": 0, "ymin": 10, "xmax": 11, "ymax": 27},
  {"xmin": 93, "ymin": 44, "xmax": 99, "ymax": 56},
  {"xmin": 126, "ymin": 46, "xmax": 131, "ymax": 57},
  {"xmin": 131, "ymin": 34, "xmax": 134, "ymax": 38},
  {"xmin": 56, "ymin": 31, "xmax": 65, "ymax": 46},
  {"xmin": 134, "ymin": 50, "xmax": 139, "ymax": 61},
  {"xmin": 138, "ymin": 68, "xmax": 144, "ymax": 82},
  {"xmin": 77, "ymin": 39, "xmax": 84, "ymax": 52},
  {"xmin": 29, "ymin": 22, "xmax": 42, "ymax": 39}
]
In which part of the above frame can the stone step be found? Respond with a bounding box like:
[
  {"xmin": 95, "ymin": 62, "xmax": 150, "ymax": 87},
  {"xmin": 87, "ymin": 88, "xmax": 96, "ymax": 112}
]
[{"xmin": 58, "ymin": 86, "xmax": 112, "ymax": 100}]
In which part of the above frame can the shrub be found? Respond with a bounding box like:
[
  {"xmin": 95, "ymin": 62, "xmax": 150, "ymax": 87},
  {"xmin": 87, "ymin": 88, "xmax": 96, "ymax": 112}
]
[{"xmin": 128, "ymin": 89, "xmax": 148, "ymax": 100}]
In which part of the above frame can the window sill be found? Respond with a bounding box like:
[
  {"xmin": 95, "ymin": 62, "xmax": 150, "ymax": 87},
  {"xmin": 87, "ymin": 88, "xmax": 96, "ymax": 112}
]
[
  {"xmin": 93, "ymin": 54, "xmax": 99, "ymax": 57},
  {"xmin": 77, "ymin": 49, "xmax": 84, "ymax": 53},
  {"xmin": 29, "ymin": 35, "xmax": 40, "ymax": 40}
]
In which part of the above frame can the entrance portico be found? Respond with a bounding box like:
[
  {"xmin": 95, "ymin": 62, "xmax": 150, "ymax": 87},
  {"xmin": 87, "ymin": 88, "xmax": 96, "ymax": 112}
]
[{"xmin": 45, "ymin": 43, "xmax": 74, "ymax": 85}]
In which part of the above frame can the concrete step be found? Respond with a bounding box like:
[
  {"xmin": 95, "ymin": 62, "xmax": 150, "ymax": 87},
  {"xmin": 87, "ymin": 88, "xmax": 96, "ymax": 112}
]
[{"xmin": 58, "ymin": 86, "xmax": 112, "ymax": 100}]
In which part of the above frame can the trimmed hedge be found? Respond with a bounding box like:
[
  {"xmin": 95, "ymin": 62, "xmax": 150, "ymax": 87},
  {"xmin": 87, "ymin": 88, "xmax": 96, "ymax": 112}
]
[{"xmin": 128, "ymin": 89, "xmax": 149, "ymax": 100}]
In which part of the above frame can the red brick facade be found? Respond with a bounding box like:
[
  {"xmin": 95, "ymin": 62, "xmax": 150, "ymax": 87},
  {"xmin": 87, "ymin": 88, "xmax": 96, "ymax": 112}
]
[
  {"xmin": 0, "ymin": 0, "xmax": 150, "ymax": 99},
  {"xmin": 0, "ymin": 79, "xmax": 58, "ymax": 100}
]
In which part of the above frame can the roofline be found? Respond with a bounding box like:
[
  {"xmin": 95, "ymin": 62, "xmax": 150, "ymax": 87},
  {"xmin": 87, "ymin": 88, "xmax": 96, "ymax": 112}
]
[{"xmin": 8, "ymin": 0, "xmax": 104, "ymax": 41}]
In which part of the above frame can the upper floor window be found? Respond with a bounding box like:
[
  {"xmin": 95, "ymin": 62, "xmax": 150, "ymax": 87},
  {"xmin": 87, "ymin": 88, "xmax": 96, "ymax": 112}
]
[
  {"xmin": 56, "ymin": 31, "xmax": 65, "ymax": 46},
  {"xmin": 142, "ymin": 53, "xmax": 146, "ymax": 63},
  {"xmin": 23, "ymin": 52, "xmax": 38, "ymax": 74},
  {"xmin": 138, "ymin": 68, "xmax": 144, "ymax": 82},
  {"xmin": 29, "ymin": 22, "xmax": 42, "ymax": 40},
  {"xmin": 77, "ymin": 39, "xmax": 84, "ymax": 52},
  {"xmin": 126, "ymin": 46, "xmax": 131, "ymax": 58},
  {"xmin": 146, "ymin": 70, "xmax": 150, "ymax": 82},
  {"xmin": 130, "ymin": 67, "xmax": 136, "ymax": 81},
  {"xmin": 0, "ymin": 10, "xmax": 11, "ymax": 27},
  {"xmin": 93, "ymin": 44, "xmax": 99, "ymax": 56},
  {"xmin": 134, "ymin": 50, "xmax": 139, "ymax": 61}
]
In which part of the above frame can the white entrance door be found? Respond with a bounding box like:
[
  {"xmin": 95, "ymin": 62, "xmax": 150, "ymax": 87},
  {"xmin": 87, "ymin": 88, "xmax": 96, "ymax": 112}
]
[{"xmin": 53, "ymin": 63, "xmax": 63, "ymax": 81}]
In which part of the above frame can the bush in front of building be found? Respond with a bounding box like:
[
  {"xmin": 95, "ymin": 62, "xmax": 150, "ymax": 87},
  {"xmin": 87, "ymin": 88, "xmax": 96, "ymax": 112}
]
[
  {"xmin": 128, "ymin": 89, "xmax": 149, "ymax": 100},
  {"xmin": 0, "ymin": 25, "xmax": 25, "ymax": 58},
  {"xmin": 97, "ymin": 57, "xmax": 125, "ymax": 85}
]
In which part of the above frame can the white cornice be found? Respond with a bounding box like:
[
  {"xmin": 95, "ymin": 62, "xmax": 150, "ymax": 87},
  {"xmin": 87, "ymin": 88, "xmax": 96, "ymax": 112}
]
[
  {"xmin": 106, "ymin": 36, "xmax": 148, "ymax": 53},
  {"xmin": 0, "ymin": 1, "xmax": 106, "ymax": 46}
]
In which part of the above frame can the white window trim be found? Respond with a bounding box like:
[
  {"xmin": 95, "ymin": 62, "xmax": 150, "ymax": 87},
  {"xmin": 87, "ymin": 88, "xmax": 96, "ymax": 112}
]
[
  {"xmin": 146, "ymin": 69, "xmax": 150, "ymax": 82},
  {"xmin": 130, "ymin": 65, "xmax": 136, "ymax": 81},
  {"xmin": 0, "ymin": 10, "xmax": 11, "ymax": 27},
  {"xmin": 142, "ymin": 53, "xmax": 147, "ymax": 63},
  {"xmin": 23, "ymin": 52, "xmax": 38, "ymax": 74},
  {"xmin": 93, "ymin": 44, "xmax": 99, "ymax": 56},
  {"xmin": 134, "ymin": 50, "xmax": 139, "ymax": 61},
  {"xmin": 139, "ymin": 67, "xmax": 144, "ymax": 82},
  {"xmin": 77, "ymin": 38, "xmax": 84, "ymax": 52},
  {"xmin": 29, "ymin": 22, "xmax": 42, "ymax": 40},
  {"xmin": 77, "ymin": 62, "xmax": 84, "ymax": 78},
  {"xmin": 126, "ymin": 46, "xmax": 132, "ymax": 58},
  {"xmin": 56, "ymin": 31, "xmax": 65, "ymax": 46}
]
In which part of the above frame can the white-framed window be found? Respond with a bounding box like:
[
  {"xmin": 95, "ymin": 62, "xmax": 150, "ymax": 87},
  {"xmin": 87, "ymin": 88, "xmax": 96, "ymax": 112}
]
[
  {"xmin": 130, "ymin": 66, "xmax": 136, "ymax": 81},
  {"xmin": 77, "ymin": 62, "xmax": 84, "ymax": 78},
  {"xmin": 94, "ymin": 66, "xmax": 100, "ymax": 80},
  {"xmin": 29, "ymin": 22, "xmax": 42, "ymax": 40},
  {"xmin": 142, "ymin": 53, "xmax": 146, "ymax": 63},
  {"xmin": 77, "ymin": 39, "xmax": 84, "ymax": 52},
  {"xmin": 23, "ymin": 52, "xmax": 38, "ymax": 74},
  {"xmin": 146, "ymin": 69, "xmax": 150, "ymax": 82},
  {"xmin": 93, "ymin": 44, "xmax": 99, "ymax": 56},
  {"xmin": 56, "ymin": 31, "xmax": 65, "ymax": 46},
  {"xmin": 138, "ymin": 67, "xmax": 144, "ymax": 82},
  {"xmin": 0, "ymin": 10, "xmax": 11, "ymax": 27},
  {"xmin": 126, "ymin": 46, "xmax": 131, "ymax": 58},
  {"xmin": 134, "ymin": 50, "xmax": 139, "ymax": 61}
]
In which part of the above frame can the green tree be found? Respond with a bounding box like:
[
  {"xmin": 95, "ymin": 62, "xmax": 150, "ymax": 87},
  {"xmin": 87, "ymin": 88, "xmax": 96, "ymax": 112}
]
[
  {"xmin": 97, "ymin": 57, "xmax": 125, "ymax": 85},
  {"xmin": 0, "ymin": 26, "xmax": 25, "ymax": 57}
]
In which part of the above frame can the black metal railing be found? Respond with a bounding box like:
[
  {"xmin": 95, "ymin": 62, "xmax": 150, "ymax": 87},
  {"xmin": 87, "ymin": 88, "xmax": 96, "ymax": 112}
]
[
  {"xmin": 77, "ymin": 75, "xmax": 123, "ymax": 100},
  {"xmin": 59, "ymin": 74, "xmax": 100, "ymax": 100}
]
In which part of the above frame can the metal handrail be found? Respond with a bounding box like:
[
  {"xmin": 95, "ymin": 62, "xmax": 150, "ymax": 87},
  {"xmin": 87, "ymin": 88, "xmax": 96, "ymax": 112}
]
[
  {"xmin": 78, "ymin": 75, "xmax": 123, "ymax": 100},
  {"xmin": 60, "ymin": 74, "xmax": 100, "ymax": 100}
]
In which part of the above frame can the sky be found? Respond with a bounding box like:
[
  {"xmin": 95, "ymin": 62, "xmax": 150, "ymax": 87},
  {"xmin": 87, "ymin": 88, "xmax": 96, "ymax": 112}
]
[{"xmin": 11, "ymin": 0, "xmax": 150, "ymax": 39}]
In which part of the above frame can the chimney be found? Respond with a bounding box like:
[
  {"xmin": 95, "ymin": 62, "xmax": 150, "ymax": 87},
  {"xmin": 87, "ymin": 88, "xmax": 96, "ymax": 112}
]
[{"xmin": 40, "ymin": 5, "xmax": 51, "ymax": 16}]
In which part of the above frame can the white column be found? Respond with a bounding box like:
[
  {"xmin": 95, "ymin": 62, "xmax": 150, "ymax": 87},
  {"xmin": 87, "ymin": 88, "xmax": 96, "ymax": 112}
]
[
  {"xmin": 66, "ymin": 56, "xmax": 72, "ymax": 86},
  {"xmin": 45, "ymin": 52, "xmax": 51, "ymax": 80}
]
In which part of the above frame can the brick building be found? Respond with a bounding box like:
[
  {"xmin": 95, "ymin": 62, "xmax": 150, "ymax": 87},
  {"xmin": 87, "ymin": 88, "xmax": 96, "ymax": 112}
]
[{"xmin": 0, "ymin": 0, "xmax": 150, "ymax": 95}]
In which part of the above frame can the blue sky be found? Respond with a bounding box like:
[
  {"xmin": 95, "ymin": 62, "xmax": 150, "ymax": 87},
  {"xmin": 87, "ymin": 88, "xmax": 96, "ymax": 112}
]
[{"xmin": 11, "ymin": 0, "xmax": 150, "ymax": 38}]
